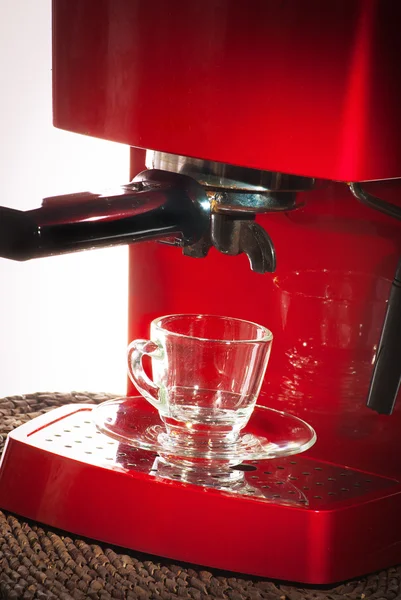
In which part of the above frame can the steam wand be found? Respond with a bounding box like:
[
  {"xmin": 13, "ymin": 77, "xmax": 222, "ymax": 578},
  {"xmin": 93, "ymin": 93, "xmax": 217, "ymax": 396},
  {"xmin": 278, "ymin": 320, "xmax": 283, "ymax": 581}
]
[
  {"xmin": 349, "ymin": 183, "xmax": 401, "ymax": 415},
  {"xmin": 366, "ymin": 258, "xmax": 401, "ymax": 415}
]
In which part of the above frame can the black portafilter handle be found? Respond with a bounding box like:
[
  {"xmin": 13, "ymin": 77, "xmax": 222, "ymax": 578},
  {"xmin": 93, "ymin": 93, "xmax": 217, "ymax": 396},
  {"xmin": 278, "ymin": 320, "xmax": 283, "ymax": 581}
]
[
  {"xmin": 0, "ymin": 170, "xmax": 210, "ymax": 261},
  {"xmin": 367, "ymin": 258, "xmax": 401, "ymax": 415}
]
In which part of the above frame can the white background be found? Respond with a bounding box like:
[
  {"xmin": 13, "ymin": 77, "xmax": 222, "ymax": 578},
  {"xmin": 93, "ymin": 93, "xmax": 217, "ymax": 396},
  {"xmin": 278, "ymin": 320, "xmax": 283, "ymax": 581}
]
[{"xmin": 0, "ymin": 1, "xmax": 130, "ymax": 397}]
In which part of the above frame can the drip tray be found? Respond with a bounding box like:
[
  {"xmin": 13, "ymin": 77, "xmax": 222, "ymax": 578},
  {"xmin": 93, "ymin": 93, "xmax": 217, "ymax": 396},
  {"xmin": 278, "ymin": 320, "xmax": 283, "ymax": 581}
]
[
  {"xmin": 23, "ymin": 406, "xmax": 395, "ymax": 508},
  {"xmin": 0, "ymin": 404, "xmax": 400, "ymax": 584}
]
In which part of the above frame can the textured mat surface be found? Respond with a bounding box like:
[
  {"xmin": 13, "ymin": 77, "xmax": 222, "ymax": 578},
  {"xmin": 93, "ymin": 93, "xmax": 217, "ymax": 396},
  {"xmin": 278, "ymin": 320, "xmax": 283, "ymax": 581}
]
[{"xmin": 0, "ymin": 392, "xmax": 400, "ymax": 600}]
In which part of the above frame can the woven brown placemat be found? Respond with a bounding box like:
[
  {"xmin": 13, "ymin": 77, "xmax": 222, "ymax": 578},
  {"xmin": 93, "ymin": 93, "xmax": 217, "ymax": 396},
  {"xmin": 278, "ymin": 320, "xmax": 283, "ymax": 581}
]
[{"xmin": 0, "ymin": 393, "xmax": 400, "ymax": 600}]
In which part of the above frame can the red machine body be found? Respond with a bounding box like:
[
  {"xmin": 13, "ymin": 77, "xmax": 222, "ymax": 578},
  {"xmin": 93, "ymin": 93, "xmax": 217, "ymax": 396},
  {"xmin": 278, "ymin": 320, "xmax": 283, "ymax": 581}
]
[{"xmin": 22, "ymin": 0, "xmax": 401, "ymax": 583}]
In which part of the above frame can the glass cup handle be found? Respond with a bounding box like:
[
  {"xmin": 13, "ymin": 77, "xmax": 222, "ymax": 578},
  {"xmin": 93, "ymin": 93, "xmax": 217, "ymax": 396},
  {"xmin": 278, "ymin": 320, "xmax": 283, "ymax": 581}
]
[{"xmin": 127, "ymin": 339, "xmax": 163, "ymax": 409}]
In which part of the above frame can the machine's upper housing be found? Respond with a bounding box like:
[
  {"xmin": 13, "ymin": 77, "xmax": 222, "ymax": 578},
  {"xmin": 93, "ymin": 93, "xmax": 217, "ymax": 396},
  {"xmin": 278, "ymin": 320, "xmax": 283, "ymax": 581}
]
[{"xmin": 53, "ymin": 0, "xmax": 401, "ymax": 182}]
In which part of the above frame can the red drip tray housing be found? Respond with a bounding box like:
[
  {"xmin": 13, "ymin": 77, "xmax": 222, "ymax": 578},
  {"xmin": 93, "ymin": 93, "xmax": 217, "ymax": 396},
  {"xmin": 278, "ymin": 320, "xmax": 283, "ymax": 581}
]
[{"xmin": 0, "ymin": 405, "xmax": 400, "ymax": 584}]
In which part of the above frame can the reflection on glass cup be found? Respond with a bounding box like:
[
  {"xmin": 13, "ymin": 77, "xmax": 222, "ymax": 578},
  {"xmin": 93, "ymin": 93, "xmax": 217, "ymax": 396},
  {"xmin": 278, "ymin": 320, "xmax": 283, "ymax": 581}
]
[{"xmin": 128, "ymin": 314, "xmax": 273, "ymax": 449}]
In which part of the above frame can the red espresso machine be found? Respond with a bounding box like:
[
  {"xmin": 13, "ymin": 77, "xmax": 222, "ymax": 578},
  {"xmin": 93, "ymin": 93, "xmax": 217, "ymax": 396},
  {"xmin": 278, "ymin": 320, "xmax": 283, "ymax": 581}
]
[{"xmin": 0, "ymin": 0, "xmax": 401, "ymax": 586}]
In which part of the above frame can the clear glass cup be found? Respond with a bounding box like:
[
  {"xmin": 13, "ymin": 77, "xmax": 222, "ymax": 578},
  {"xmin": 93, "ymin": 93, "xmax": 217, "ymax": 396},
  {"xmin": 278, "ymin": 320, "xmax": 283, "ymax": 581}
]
[{"xmin": 127, "ymin": 314, "xmax": 273, "ymax": 451}]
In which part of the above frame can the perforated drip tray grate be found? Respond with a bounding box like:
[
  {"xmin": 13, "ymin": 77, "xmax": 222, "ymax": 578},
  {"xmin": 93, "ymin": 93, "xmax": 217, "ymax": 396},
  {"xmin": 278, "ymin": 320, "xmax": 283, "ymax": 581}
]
[{"xmin": 29, "ymin": 406, "xmax": 398, "ymax": 509}]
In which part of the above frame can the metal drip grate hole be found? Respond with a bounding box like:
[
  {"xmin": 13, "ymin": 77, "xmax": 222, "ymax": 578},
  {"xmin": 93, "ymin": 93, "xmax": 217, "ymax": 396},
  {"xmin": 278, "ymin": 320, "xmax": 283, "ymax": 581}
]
[{"xmin": 231, "ymin": 464, "xmax": 257, "ymax": 472}]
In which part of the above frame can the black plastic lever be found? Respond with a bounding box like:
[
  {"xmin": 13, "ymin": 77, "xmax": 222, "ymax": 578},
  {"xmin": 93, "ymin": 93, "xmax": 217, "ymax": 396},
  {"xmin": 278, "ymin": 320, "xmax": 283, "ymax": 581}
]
[{"xmin": 0, "ymin": 170, "xmax": 210, "ymax": 261}]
